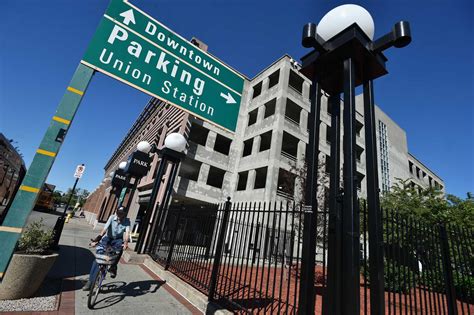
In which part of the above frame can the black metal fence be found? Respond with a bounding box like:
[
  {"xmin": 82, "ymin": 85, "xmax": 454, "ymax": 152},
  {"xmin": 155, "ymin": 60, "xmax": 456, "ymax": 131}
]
[
  {"xmin": 149, "ymin": 200, "xmax": 473, "ymax": 314},
  {"xmin": 150, "ymin": 201, "xmax": 330, "ymax": 314},
  {"xmin": 360, "ymin": 203, "xmax": 473, "ymax": 314}
]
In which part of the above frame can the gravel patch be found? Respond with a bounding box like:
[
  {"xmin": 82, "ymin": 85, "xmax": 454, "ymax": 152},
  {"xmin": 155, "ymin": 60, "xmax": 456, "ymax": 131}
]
[
  {"xmin": 0, "ymin": 277, "xmax": 61, "ymax": 312},
  {"xmin": 0, "ymin": 295, "xmax": 58, "ymax": 312}
]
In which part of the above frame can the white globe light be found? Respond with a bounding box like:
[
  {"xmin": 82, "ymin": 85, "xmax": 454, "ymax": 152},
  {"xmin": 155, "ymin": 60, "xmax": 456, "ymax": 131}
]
[
  {"xmin": 317, "ymin": 4, "xmax": 374, "ymax": 41},
  {"xmin": 137, "ymin": 140, "xmax": 152, "ymax": 153},
  {"xmin": 109, "ymin": 171, "xmax": 115, "ymax": 178},
  {"xmin": 119, "ymin": 161, "xmax": 128, "ymax": 170},
  {"xmin": 164, "ymin": 133, "xmax": 187, "ymax": 152}
]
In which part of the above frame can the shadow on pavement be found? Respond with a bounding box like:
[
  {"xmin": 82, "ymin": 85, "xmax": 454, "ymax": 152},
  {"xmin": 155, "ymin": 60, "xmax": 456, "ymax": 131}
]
[
  {"xmin": 47, "ymin": 244, "xmax": 95, "ymax": 279},
  {"xmin": 89, "ymin": 280, "xmax": 165, "ymax": 310}
]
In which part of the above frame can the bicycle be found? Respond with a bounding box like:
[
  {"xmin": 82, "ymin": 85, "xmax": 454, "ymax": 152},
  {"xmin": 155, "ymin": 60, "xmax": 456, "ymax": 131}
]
[{"xmin": 87, "ymin": 245, "xmax": 121, "ymax": 309}]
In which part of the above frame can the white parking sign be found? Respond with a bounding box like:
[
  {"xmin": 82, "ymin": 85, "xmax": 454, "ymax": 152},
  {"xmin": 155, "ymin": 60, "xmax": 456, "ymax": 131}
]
[{"xmin": 74, "ymin": 164, "xmax": 86, "ymax": 178}]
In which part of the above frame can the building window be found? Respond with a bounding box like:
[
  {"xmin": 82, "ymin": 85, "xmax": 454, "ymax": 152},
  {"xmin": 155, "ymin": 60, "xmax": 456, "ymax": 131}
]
[
  {"xmin": 207, "ymin": 166, "xmax": 226, "ymax": 188},
  {"xmin": 237, "ymin": 171, "xmax": 249, "ymax": 191},
  {"xmin": 259, "ymin": 131, "xmax": 272, "ymax": 152},
  {"xmin": 288, "ymin": 70, "xmax": 304, "ymax": 94},
  {"xmin": 268, "ymin": 70, "xmax": 280, "ymax": 89},
  {"xmin": 254, "ymin": 167, "xmax": 267, "ymax": 189},
  {"xmin": 356, "ymin": 121, "xmax": 363, "ymax": 137},
  {"xmin": 277, "ymin": 168, "xmax": 295, "ymax": 197},
  {"xmin": 325, "ymin": 154, "xmax": 331, "ymax": 174},
  {"xmin": 264, "ymin": 98, "xmax": 276, "ymax": 119},
  {"xmin": 188, "ymin": 123, "xmax": 209, "ymax": 146},
  {"xmin": 179, "ymin": 158, "xmax": 202, "ymax": 182},
  {"xmin": 243, "ymin": 138, "xmax": 253, "ymax": 157},
  {"xmin": 252, "ymin": 82, "xmax": 262, "ymax": 99},
  {"xmin": 248, "ymin": 109, "xmax": 258, "ymax": 126},
  {"xmin": 356, "ymin": 172, "xmax": 365, "ymax": 191},
  {"xmin": 356, "ymin": 145, "xmax": 363, "ymax": 163},
  {"xmin": 285, "ymin": 98, "xmax": 302, "ymax": 125},
  {"xmin": 326, "ymin": 126, "xmax": 331, "ymax": 145},
  {"xmin": 378, "ymin": 120, "xmax": 390, "ymax": 192},
  {"xmin": 214, "ymin": 134, "xmax": 232, "ymax": 155},
  {"xmin": 281, "ymin": 131, "xmax": 298, "ymax": 161},
  {"xmin": 327, "ymin": 99, "xmax": 333, "ymax": 115}
]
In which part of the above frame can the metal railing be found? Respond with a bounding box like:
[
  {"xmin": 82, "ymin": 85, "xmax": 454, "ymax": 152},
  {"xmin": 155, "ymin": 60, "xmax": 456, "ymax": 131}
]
[
  {"xmin": 149, "ymin": 199, "xmax": 473, "ymax": 314},
  {"xmin": 150, "ymin": 201, "xmax": 329, "ymax": 314},
  {"xmin": 360, "ymin": 203, "xmax": 473, "ymax": 314}
]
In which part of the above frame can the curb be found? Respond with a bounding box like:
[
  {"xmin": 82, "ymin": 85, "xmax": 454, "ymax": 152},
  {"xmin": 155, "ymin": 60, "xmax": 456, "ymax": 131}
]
[{"xmin": 143, "ymin": 258, "xmax": 231, "ymax": 315}]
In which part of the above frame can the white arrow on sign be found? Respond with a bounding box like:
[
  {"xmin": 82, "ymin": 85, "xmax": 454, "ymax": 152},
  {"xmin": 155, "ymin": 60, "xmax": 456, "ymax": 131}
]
[
  {"xmin": 220, "ymin": 92, "xmax": 236, "ymax": 104},
  {"xmin": 119, "ymin": 9, "xmax": 136, "ymax": 25}
]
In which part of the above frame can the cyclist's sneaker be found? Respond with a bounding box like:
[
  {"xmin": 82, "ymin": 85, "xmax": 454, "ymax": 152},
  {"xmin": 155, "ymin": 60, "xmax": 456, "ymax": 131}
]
[
  {"xmin": 109, "ymin": 265, "xmax": 117, "ymax": 278},
  {"xmin": 82, "ymin": 281, "xmax": 91, "ymax": 291}
]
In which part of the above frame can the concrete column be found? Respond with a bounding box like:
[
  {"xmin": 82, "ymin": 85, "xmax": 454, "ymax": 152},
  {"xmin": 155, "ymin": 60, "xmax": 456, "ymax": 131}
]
[
  {"xmin": 254, "ymin": 135, "xmax": 262, "ymax": 154},
  {"xmin": 198, "ymin": 163, "xmax": 210, "ymax": 184},
  {"xmin": 303, "ymin": 81, "xmax": 311, "ymax": 100},
  {"xmin": 320, "ymin": 123, "xmax": 328, "ymax": 147},
  {"xmin": 300, "ymin": 110, "xmax": 308, "ymax": 133},
  {"xmin": 265, "ymin": 165, "xmax": 278, "ymax": 201},
  {"xmin": 246, "ymin": 169, "xmax": 256, "ymax": 190},
  {"xmin": 206, "ymin": 131, "xmax": 217, "ymax": 150},
  {"xmin": 297, "ymin": 140, "xmax": 306, "ymax": 167},
  {"xmin": 262, "ymin": 77, "xmax": 270, "ymax": 92},
  {"xmin": 275, "ymin": 96, "xmax": 285, "ymax": 116},
  {"xmin": 257, "ymin": 105, "xmax": 265, "ymax": 123}
]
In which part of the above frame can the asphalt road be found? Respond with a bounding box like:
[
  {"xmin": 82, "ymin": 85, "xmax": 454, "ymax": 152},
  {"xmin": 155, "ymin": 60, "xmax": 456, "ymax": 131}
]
[{"xmin": 26, "ymin": 208, "xmax": 66, "ymax": 229}]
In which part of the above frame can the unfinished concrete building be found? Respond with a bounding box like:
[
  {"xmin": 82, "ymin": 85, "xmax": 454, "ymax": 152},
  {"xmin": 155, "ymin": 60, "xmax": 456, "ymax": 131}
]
[{"xmin": 84, "ymin": 54, "xmax": 445, "ymax": 233}]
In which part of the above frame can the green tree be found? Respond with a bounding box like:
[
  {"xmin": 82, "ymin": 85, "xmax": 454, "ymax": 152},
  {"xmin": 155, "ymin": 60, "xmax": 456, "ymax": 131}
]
[
  {"xmin": 52, "ymin": 190, "xmax": 63, "ymax": 204},
  {"xmin": 380, "ymin": 178, "xmax": 473, "ymax": 228}
]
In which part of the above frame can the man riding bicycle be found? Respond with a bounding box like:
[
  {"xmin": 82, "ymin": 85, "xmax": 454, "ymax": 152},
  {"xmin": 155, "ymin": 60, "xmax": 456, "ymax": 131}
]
[{"xmin": 83, "ymin": 206, "xmax": 130, "ymax": 291}]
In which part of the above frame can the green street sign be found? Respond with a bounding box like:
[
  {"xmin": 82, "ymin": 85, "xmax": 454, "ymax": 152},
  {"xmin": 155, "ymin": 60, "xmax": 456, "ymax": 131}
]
[{"xmin": 82, "ymin": 0, "xmax": 245, "ymax": 131}]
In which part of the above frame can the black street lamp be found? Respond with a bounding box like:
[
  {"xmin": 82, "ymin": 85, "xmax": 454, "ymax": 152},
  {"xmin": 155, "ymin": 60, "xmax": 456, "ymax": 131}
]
[
  {"xmin": 298, "ymin": 5, "xmax": 411, "ymax": 314},
  {"xmin": 134, "ymin": 133, "xmax": 187, "ymax": 254}
]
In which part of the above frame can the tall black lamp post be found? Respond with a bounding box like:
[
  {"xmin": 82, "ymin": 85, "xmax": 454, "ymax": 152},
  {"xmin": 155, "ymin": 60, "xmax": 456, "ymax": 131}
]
[
  {"xmin": 134, "ymin": 133, "xmax": 187, "ymax": 254},
  {"xmin": 298, "ymin": 4, "xmax": 411, "ymax": 314}
]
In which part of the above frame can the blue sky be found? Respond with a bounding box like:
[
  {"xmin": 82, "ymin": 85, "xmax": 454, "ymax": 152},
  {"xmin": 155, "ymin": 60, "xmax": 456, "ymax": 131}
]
[{"xmin": 1, "ymin": 0, "xmax": 473, "ymax": 198}]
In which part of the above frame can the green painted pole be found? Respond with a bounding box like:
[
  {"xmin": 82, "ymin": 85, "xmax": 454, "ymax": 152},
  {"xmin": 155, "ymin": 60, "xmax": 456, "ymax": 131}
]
[{"xmin": 0, "ymin": 63, "xmax": 94, "ymax": 279}]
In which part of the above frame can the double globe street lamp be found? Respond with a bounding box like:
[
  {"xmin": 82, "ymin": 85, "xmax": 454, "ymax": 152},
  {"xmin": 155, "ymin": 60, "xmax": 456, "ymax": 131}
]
[
  {"xmin": 132, "ymin": 133, "xmax": 187, "ymax": 255},
  {"xmin": 298, "ymin": 5, "xmax": 411, "ymax": 314}
]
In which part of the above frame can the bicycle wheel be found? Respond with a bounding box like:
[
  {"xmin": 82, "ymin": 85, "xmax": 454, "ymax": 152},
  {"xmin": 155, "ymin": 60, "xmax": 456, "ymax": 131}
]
[{"xmin": 87, "ymin": 266, "xmax": 104, "ymax": 309}]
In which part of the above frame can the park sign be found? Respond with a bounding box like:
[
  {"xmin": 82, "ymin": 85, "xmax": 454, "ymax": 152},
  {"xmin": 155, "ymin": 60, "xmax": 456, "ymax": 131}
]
[
  {"xmin": 125, "ymin": 150, "xmax": 151, "ymax": 178},
  {"xmin": 81, "ymin": 0, "xmax": 245, "ymax": 132}
]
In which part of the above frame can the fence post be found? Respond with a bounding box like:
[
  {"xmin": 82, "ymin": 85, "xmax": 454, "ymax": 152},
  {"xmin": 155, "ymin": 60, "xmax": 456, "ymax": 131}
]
[
  {"xmin": 438, "ymin": 224, "xmax": 458, "ymax": 315},
  {"xmin": 208, "ymin": 197, "xmax": 232, "ymax": 301},
  {"xmin": 164, "ymin": 206, "xmax": 184, "ymax": 270}
]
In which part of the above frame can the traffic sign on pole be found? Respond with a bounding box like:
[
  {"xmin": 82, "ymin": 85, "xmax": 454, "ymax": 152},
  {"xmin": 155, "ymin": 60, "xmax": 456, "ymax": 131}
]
[
  {"xmin": 74, "ymin": 164, "xmax": 86, "ymax": 178},
  {"xmin": 81, "ymin": 0, "xmax": 245, "ymax": 131}
]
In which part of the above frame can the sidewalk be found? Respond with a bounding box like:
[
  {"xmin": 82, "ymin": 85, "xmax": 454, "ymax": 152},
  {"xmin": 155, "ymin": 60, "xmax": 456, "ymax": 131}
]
[{"xmin": 2, "ymin": 212, "xmax": 202, "ymax": 314}]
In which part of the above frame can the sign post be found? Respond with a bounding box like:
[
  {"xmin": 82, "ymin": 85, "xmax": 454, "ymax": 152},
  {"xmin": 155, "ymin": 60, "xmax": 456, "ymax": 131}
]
[
  {"xmin": 0, "ymin": 0, "xmax": 244, "ymax": 279},
  {"xmin": 0, "ymin": 65, "xmax": 93, "ymax": 278},
  {"xmin": 50, "ymin": 164, "xmax": 86, "ymax": 249}
]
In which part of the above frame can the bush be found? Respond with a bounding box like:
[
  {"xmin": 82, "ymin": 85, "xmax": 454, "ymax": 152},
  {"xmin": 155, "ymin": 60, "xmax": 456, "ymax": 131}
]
[
  {"xmin": 419, "ymin": 269, "xmax": 445, "ymax": 292},
  {"xmin": 17, "ymin": 219, "xmax": 54, "ymax": 254},
  {"xmin": 362, "ymin": 259, "xmax": 417, "ymax": 294},
  {"xmin": 453, "ymin": 272, "xmax": 474, "ymax": 304}
]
